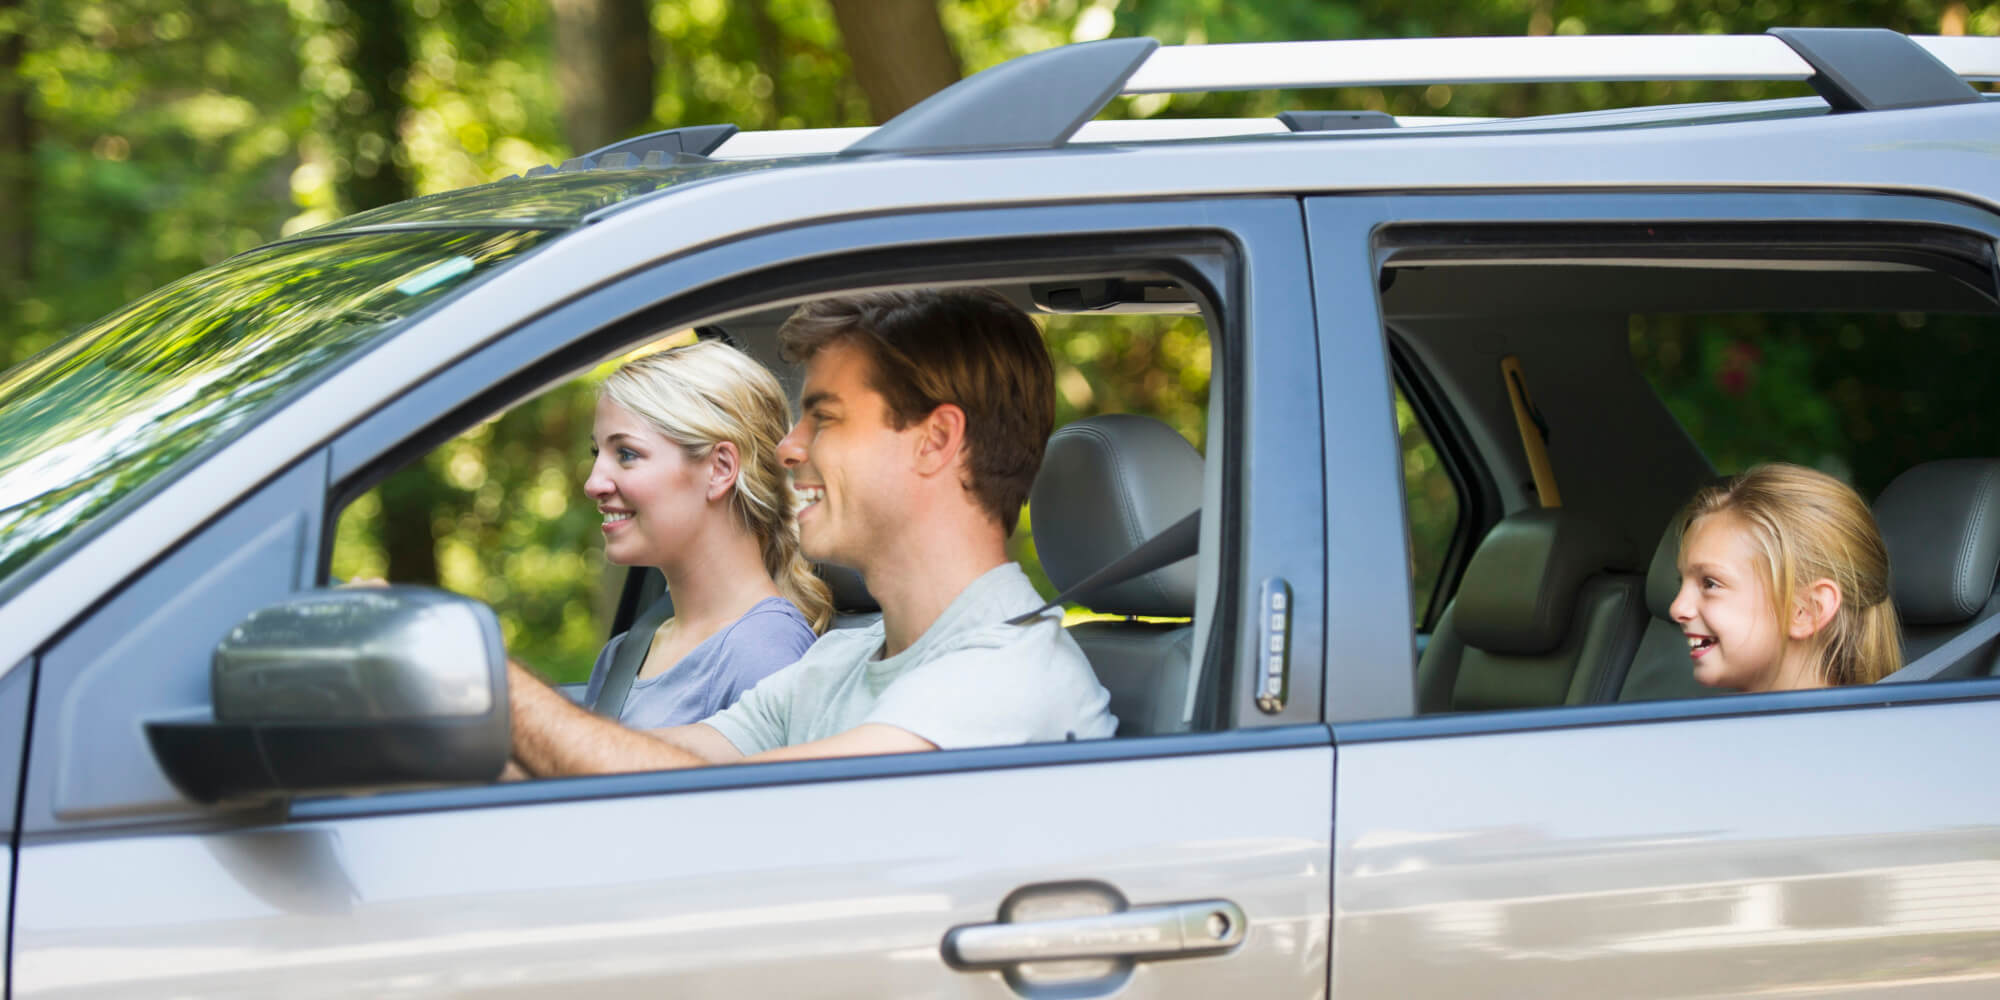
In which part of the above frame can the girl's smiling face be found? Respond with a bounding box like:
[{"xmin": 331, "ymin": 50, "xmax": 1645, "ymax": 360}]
[{"xmin": 1669, "ymin": 511, "xmax": 1791, "ymax": 692}]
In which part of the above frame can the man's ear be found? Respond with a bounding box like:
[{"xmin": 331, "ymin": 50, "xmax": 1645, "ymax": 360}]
[
  {"xmin": 1790, "ymin": 578, "xmax": 1843, "ymax": 640},
  {"xmin": 911, "ymin": 403, "xmax": 967, "ymax": 477},
  {"xmin": 707, "ymin": 441, "xmax": 741, "ymax": 502}
]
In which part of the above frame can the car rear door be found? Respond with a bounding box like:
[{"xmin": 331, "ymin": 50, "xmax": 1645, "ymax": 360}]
[
  {"xmin": 1308, "ymin": 190, "xmax": 2000, "ymax": 998},
  {"xmin": 11, "ymin": 195, "xmax": 1335, "ymax": 998}
]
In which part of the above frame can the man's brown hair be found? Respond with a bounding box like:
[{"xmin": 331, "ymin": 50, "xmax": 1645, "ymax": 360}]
[{"xmin": 778, "ymin": 289, "xmax": 1055, "ymax": 534}]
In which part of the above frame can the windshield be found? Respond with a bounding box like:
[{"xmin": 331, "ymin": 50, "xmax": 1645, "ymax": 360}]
[{"xmin": 0, "ymin": 227, "xmax": 557, "ymax": 592}]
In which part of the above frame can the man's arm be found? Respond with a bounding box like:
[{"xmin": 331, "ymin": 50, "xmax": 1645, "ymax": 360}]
[
  {"xmin": 508, "ymin": 661, "xmax": 743, "ymax": 776},
  {"xmin": 738, "ymin": 723, "xmax": 936, "ymax": 763}
]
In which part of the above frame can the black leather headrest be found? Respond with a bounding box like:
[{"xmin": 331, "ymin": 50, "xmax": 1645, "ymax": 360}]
[
  {"xmin": 1029, "ymin": 414, "xmax": 1200, "ymax": 617},
  {"xmin": 1645, "ymin": 522, "xmax": 1682, "ymax": 621},
  {"xmin": 1455, "ymin": 509, "xmax": 1637, "ymax": 655},
  {"xmin": 1875, "ymin": 458, "xmax": 2000, "ymax": 625},
  {"xmin": 817, "ymin": 563, "xmax": 878, "ymax": 614}
]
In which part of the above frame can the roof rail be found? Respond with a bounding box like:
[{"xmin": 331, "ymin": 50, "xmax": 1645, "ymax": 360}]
[
  {"xmin": 1769, "ymin": 28, "xmax": 1981, "ymax": 111},
  {"xmin": 843, "ymin": 37, "xmax": 1158, "ymax": 155},
  {"xmin": 850, "ymin": 30, "xmax": 2000, "ymax": 156},
  {"xmin": 583, "ymin": 125, "xmax": 739, "ymax": 160},
  {"xmin": 1279, "ymin": 110, "xmax": 1397, "ymax": 132}
]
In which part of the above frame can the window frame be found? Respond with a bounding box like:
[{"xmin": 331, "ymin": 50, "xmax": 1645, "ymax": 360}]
[
  {"xmin": 300, "ymin": 197, "xmax": 1328, "ymax": 822},
  {"xmin": 1388, "ymin": 339, "xmax": 1492, "ymax": 633},
  {"xmin": 1307, "ymin": 188, "xmax": 2000, "ymax": 738}
]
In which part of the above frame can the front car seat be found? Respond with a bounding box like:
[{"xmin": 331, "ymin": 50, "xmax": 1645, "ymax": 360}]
[{"xmin": 1030, "ymin": 414, "xmax": 1202, "ymax": 737}]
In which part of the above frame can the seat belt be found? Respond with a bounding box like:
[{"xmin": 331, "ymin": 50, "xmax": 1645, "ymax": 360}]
[
  {"xmin": 1007, "ymin": 510, "xmax": 1200, "ymax": 625},
  {"xmin": 592, "ymin": 593, "xmax": 675, "ymax": 717},
  {"xmin": 1501, "ymin": 355, "xmax": 1562, "ymax": 508},
  {"xmin": 1880, "ymin": 610, "xmax": 2000, "ymax": 683}
]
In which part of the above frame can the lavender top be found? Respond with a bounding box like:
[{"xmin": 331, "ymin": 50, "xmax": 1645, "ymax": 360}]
[{"xmin": 583, "ymin": 596, "xmax": 815, "ymax": 729}]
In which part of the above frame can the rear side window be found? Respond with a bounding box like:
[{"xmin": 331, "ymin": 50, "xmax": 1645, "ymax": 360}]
[
  {"xmin": 1396, "ymin": 384, "xmax": 1461, "ymax": 624},
  {"xmin": 1631, "ymin": 311, "xmax": 2000, "ymax": 498}
]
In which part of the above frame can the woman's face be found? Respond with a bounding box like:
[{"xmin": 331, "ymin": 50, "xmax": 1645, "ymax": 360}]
[{"xmin": 585, "ymin": 398, "xmax": 711, "ymax": 568}]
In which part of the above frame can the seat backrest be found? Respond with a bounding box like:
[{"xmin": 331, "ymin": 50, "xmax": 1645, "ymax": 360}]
[
  {"xmin": 1876, "ymin": 458, "xmax": 2000, "ymax": 678},
  {"xmin": 817, "ymin": 563, "xmax": 881, "ymax": 631},
  {"xmin": 1416, "ymin": 509, "xmax": 1647, "ymax": 713},
  {"xmin": 1616, "ymin": 524, "xmax": 1728, "ymax": 702},
  {"xmin": 1030, "ymin": 414, "xmax": 1202, "ymax": 737}
]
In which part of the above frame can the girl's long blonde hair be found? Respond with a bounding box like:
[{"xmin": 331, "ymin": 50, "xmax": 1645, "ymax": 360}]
[
  {"xmin": 1682, "ymin": 462, "xmax": 1900, "ymax": 685},
  {"xmin": 601, "ymin": 340, "xmax": 832, "ymax": 633}
]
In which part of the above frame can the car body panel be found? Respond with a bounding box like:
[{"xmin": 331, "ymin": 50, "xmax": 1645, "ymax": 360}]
[
  {"xmin": 19, "ymin": 455, "xmax": 325, "ymax": 829},
  {"xmin": 1, "ymin": 656, "xmax": 30, "ymax": 1000},
  {"xmin": 14, "ymin": 744, "xmax": 1333, "ymax": 998},
  {"xmin": 1330, "ymin": 700, "xmax": 2000, "ymax": 998},
  {"xmin": 4, "ymin": 98, "xmax": 2000, "ymax": 675}
]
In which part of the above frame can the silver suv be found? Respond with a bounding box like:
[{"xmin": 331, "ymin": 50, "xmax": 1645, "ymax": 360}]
[{"xmin": 4, "ymin": 27, "xmax": 1999, "ymax": 999}]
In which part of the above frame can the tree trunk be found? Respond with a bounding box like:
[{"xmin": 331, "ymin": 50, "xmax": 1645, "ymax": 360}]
[
  {"xmin": 329, "ymin": 0, "xmax": 445, "ymax": 582},
  {"xmin": 0, "ymin": 0, "xmax": 31, "ymax": 286},
  {"xmin": 332, "ymin": 0, "xmax": 414, "ymax": 213},
  {"xmin": 746, "ymin": 0, "xmax": 789, "ymax": 123},
  {"xmin": 828, "ymin": 0, "xmax": 960, "ymax": 123},
  {"xmin": 552, "ymin": 0, "xmax": 657, "ymax": 153}
]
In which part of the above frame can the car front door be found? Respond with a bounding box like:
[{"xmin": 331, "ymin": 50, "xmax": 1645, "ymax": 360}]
[{"xmin": 11, "ymin": 195, "xmax": 1334, "ymax": 998}]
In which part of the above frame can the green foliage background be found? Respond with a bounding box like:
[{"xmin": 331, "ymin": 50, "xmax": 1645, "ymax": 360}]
[{"xmin": 7, "ymin": 1, "xmax": 1999, "ymax": 676}]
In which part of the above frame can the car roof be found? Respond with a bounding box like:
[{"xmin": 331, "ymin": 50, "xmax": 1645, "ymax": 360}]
[{"xmin": 286, "ymin": 29, "xmax": 2000, "ymax": 244}]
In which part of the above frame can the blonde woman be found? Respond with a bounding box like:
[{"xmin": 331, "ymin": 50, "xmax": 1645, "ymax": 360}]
[
  {"xmin": 576, "ymin": 340, "xmax": 832, "ymax": 727},
  {"xmin": 1670, "ymin": 462, "xmax": 1901, "ymax": 692}
]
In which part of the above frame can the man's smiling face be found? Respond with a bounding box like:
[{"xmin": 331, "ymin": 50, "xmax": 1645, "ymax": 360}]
[{"xmin": 779, "ymin": 340, "xmax": 921, "ymax": 571}]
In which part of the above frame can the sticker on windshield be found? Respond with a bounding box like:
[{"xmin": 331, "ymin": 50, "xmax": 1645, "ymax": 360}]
[{"xmin": 395, "ymin": 256, "xmax": 476, "ymax": 296}]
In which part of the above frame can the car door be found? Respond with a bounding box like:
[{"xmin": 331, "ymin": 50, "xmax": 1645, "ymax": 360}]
[
  {"xmin": 11, "ymin": 195, "xmax": 1334, "ymax": 998},
  {"xmin": 1307, "ymin": 191, "xmax": 2000, "ymax": 997},
  {"xmin": 0, "ymin": 656, "xmax": 27, "ymax": 998}
]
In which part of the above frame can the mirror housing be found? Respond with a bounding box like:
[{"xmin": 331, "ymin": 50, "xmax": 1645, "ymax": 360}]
[{"xmin": 147, "ymin": 587, "xmax": 510, "ymax": 805}]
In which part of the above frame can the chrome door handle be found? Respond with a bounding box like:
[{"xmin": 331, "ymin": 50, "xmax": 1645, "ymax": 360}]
[{"xmin": 942, "ymin": 899, "xmax": 1246, "ymax": 968}]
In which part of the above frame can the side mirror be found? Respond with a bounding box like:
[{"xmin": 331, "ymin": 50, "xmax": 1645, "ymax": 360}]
[{"xmin": 147, "ymin": 586, "xmax": 510, "ymax": 805}]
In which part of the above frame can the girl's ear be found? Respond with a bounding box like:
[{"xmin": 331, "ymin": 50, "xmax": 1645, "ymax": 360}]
[
  {"xmin": 1789, "ymin": 578, "xmax": 1843, "ymax": 640},
  {"xmin": 707, "ymin": 441, "xmax": 741, "ymax": 502}
]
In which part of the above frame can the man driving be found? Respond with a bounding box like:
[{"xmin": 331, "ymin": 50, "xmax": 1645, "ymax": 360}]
[{"xmin": 507, "ymin": 288, "xmax": 1116, "ymax": 775}]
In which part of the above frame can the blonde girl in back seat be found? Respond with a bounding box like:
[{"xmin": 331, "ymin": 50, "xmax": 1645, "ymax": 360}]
[{"xmin": 1670, "ymin": 462, "xmax": 1901, "ymax": 692}]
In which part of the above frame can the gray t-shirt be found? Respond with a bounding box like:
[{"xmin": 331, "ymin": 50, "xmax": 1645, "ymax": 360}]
[
  {"xmin": 704, "ymin": 564, "xmax": 1116, "ymax": 754},
  {"xmin": 583, "ymin": 596, "xmax": 814, "ymax": 729}
]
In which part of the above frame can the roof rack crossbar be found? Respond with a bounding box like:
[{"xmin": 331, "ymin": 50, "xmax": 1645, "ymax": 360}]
[
  {"xmin": 1126, "ymin": 35, "xmax": 1816, "ymax": 92},
  {"xmin": 1769, "ymin": 28, "xmax": 1983, "ymax": 111}
]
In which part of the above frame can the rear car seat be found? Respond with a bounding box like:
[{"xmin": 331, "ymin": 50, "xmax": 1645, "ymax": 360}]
[
  {"xmin": 1029, "ymin": 414, "xmax": 1201, "ymax": 737},
  {"xmin": 1614, "ymin": 525, "xmax": 1728, "ymax": 702},
  {"xmin": 1416, "ymin": 509, "xmax": 1647, "ymax": 712},
  {"xmin": 1875, "ymin": 458, "xmax": 2000, "ymax": 678}
]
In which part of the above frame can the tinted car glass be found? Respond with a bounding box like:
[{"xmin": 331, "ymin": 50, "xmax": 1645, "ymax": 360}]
[
  {"xmin": 0, "ymin": 228, "xmax": 556, "ymax": 591},
  {"xmin": 1630, "ymin": 310, "xmax": 2000, "ymax": 496}
]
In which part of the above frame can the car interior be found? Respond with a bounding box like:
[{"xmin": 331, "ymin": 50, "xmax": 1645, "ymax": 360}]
[
  {"xmin": 329, "ymin": 222, "xmax": 2000, "ymax": 757},
  {"xmin": 1378, "ymin": 221, "xmax": 2000, "ymax": 713},
  {"xmin": 330, "ymin": 269, "xmax": 1227, "ymax": 744}
]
